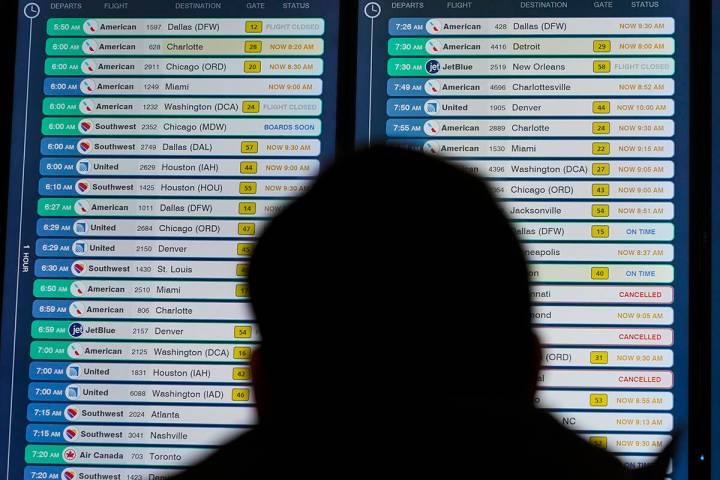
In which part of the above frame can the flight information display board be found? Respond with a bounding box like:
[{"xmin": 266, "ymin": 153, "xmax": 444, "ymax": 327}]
[
  {"xmin": 356, "ymin": 1, "xmax": 688, "ymax": 478},
  {"xmin": 0, "ymin": 1, "xmax": 340, "ymax": 479}
]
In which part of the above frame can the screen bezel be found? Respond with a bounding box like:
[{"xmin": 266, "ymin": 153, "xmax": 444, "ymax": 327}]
[{"xmin": 0, "ymin": 0, "xmax": 711, "ymax": 476}]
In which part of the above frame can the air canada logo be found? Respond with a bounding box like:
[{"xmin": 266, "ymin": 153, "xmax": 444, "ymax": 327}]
[
  {"xmin": 62, "ymin": 469, "xmax": 77, "ymax": 480},
  {"xmin": 64, "ymin": 406, "xmax": 79, "ymax": 420},
  {"xmin": 63, "ymin": 447, "xmax": 77, "ymax": 462},
  {"xmin": 75, "ymin": 180, "xmax": 90, "ymax": 194},
  {"xmin": 425, "ymin": 60, "xmax": 441, "ymax": 75},
  {"xmin": 63, "ymin": 426, "xmax": 79, "ymax": 441},
  {"xmin": 79, "ymin": 120, "xmax": 93, "ymax": 133},
  {"xmin": 68, "ymin": 322, "xmax": 84, "ymax": 337}
]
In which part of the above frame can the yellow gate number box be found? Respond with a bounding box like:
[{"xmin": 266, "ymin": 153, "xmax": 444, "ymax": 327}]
[
  {"xmin": 591, "ymin": 225, "xmax": 610, "ymax": 238},
  {"xmin": 240, "ymin": 182, "xmax": 257, "ymax": 194},
  {"xmin": 592, "ymin": 204, "xmax": 610, "ymax": 217},
  {"xmin": 589, "ymin": 393, "xmax": 609, "ymax": 407},
  {"xmin": 245, "ymin": 21, "xmax": 263, "ymax": 33},
  {"xmin": 244, "ymin": 60, "xmax": 262, "ymax": 73},
  {"xmin": 593, "ymin": 40, "xmax": 611, "ymax": 53},
  {"xmin": 232, "ymin": 388, "xmax": 250, "ymax": 401},
  {"xmin": 591, "ymin": 267, "xmax": 609, "ymax": 280},
  {"xmin": 233, "ymin": 367, "xmax": 251, "ymax": 380},
  {"xmin": 589, "ymin": 436, "xmax": 608, "ymax": 449},
  {"xmin": 592, "ymin": 163, "xmax": 610, "ymax": 175},
  {"xmin": 238, "ymin": 202, "xmax": 257, "ymax": 215},
  {"xmin": 238, "ymin": 223, "xmax": 256, "ymax": 236},
  {"xmin": 241, "ymin": 141, "xmax": 259, "ymax": 154},
  {"xmin": 233, "ymin": 346, "xmax": 252, "ymax": 359},
  {"xmin": 592, "ymin": 101, "xmax": 611, "ymax": 114},
  {"xmin": 244, "ymin": 40, "xmax": 262, "ymax": 53},
  {"xmin": 242, "ymin": 101, "xmax": 261, "ymax": 113},
  {"xmin": 235, "ymin": 284, "xmax": 250, "ymax": 298},
  {"xmin": 590, "ymin": 351, "xmax": 609, "ymax": 364},
  {"xmin": 592, "ymin": 122, "xmax": 610, "ymax": 135},
  {"xmin": 234, "ymin": 326, "xmax": 253, "ymax": 338},
  {"xmin": 592, "ymin": 184, "xmax": 610, "ymax": 196},
  {"xmin": 240, "ymin": 161, "xmax": 258, "ymax": 174},
  {"xmin": 237, "ymin": 243, "xmax": 254, "ymax": 256},
  {"xmin": 592, "ymin": 142, "xmax": 610, "ymax": 155},
  {"xmin": 236, "ymin": 263, "xmax": 250, "ymax": 276},
  {"xmin": 593, "ymin": 60, "xmax": 611, "ymax": 73}
]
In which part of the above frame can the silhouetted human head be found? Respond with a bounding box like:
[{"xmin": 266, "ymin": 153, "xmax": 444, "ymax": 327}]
[{"xmin": 249, "ymin": 146, "xmax": 536, "ymax": 427}]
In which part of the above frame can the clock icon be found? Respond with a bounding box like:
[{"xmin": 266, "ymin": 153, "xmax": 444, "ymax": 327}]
[
  {"xmin": 24, "ymin": 2, "xmax": 40, "ymax": 19},
  {"xmin": 364, "ymin": 2, "xmax": 381, "ymax": 19}
]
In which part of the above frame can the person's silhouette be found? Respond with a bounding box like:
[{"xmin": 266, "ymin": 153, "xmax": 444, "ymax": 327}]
[{"xmin": 174, "ymin": 147, "xmax": 672, "ymax": 479}]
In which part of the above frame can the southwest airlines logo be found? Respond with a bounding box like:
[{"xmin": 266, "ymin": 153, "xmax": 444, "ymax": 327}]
[
  {"xmin": 72, "ymin": 262, "xmax": 87, "ymax": 275},
  {"xmin": 63, "ymin": 427, "xmax": 79, "ymax": 441},
  {"xmin": 75, "ymin": 180, "xmax": 90, "ymax": 194},
  {"xmin": 62, "ymin": 469, "xmax": 77, "ymax": 480},
  {"xmin": 79, "ymin": 120, "xmax": 93, "ymax": 133},
  {"xmin": 77, "ymin": 139, "xmax": 92, "ymax": 154},
  {"xmin": 64, "ymin": 406, "xmax": 79, "ymax": 420}
]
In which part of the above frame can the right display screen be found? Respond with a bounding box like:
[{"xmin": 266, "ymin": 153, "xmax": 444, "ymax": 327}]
[{"xmin": 355, "ymin": 2, "xmax": 689, "ymax": 477}]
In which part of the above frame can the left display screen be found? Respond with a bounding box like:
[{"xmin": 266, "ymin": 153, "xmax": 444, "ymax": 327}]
[{"xmin": 0, "ymin": 1, "xmax": 340, "ymax": 478}]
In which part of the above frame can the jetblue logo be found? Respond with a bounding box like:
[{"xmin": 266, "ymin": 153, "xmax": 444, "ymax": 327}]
[
  {"xmin": 425, "ymin": 60, "xmax": 441, "ymax": 74},
  {"xmin": 68, "ymin": 323, "xmax": 84, "ymax": 337}
]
